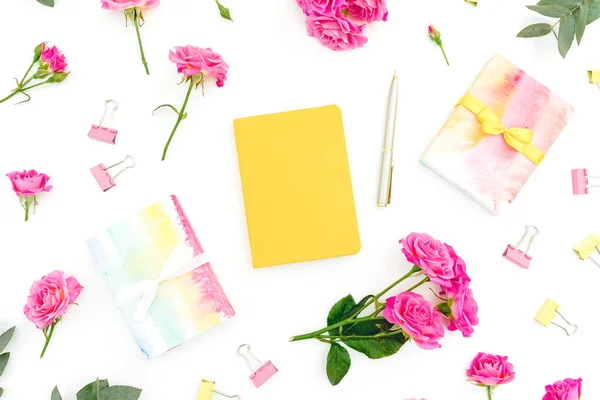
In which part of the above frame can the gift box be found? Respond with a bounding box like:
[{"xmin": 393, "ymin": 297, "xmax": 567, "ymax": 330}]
[
  {"xmin": 86, "ymin": 195, "xmax": 235, "ymax": 359},
  {"xmin": 421, "ymin": 55, "xmax": 574, "ymax": 214}
]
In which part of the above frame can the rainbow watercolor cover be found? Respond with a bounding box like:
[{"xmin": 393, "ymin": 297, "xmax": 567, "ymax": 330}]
[
  {"xmin": 421, "ymin": 55, "xmax": 574, "ymax": 214},
  {"xmin": 86, "ymin": 195, "xmax": 235, "ymax": 359}
]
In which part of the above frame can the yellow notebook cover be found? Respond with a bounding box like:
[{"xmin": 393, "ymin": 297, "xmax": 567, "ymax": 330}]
[{"xmin": 234, "ymin": 105, "xmax": 361, "ymax": 268}]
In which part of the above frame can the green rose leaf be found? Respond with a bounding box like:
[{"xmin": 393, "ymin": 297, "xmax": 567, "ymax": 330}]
[
  {"xmin": 51, "ymin": 386, "xmax": 63, "ymax": 400},
  {"xmin": 99, "ymin": 386, "xmax": 142, "ymax": 400},
  {"xmin": 215, "ymin": 0, "xmax": 233, "ymax": 21},
  {"xmin": 52, "ymin": 72, "xmax": 69, "ymax": 83},
  {"xmin": 558, "ymin": 13, "xmax": 576, "ymax": 57},
  {"xmin": 437, "ymin": 302, "xmax": 453, "ymax": 318},
  {"xmin": 77, "ymin": 379, "xmax": 109, "ymax": 400},
  {"xmin": 327, "ymin": 295, "xmax": 356, "ymax": 336},
  {"xmin": 537, "ymin": 0, "xmax": 582, "ymax": 6},
  {"xmin": 0, "ymin": 328, "xmax": 15, "ymax": 354},
  {"xmin": 587, "ymin": 0, "xmax": 600, "ymax": 23},
  {"xmin": 344, "ymin": 333, "xmax": 407, "ymax": 359},
  {"xmin": 36, "ymin": 0, "xmax": 55, "ymax": 7},
  {"xmin": 326, "ymin": 343, "xmax": 351, "ymax": 386},
  {"xmin": 517, "ymin": 23, "xmax": 554, "ymax": 37},
  {"xmin": 344, "ymin": 319, "xmax": 392, "ymax": 336},
  {"xmin": 526, "ymin": 4, "xmax": 571, "ymax": 16},
  {"xmin": 0, "ymin": 387, "xmax": 3, "ymax": 397},
  {"xmin": 0, "ymin": 353, "xmax": 9, "ymax": 377},
  {"xmin": 575, "ymin": 0, "xmax": 589, "ymax": 44}
]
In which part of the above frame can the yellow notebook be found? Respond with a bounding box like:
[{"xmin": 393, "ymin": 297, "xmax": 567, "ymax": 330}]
[{"xmin": 234, "ymin": 105, "xmax": 361, "ymax": 268}]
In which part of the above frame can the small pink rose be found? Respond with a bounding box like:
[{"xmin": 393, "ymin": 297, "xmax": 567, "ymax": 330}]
[
  {"xmin": 23, "ymin": 270, "xmax": 83, "ymax": 330},
  {"xmin": 383, "ymin": 292, "xmax": 444, "ymax": 350},
  {"xmin": 6, "ymin": 170, "xmax": 52, "ymax": 197},
  {"xmin": 169, "ymin": 45, "xmax": 229, "ymax": 86},
  {"xmin": 543, "ymin": 378, "xmax": 582, "ymax": 400},
  {"xmin": 447, "ymin": 284, "xmax": 479, "ymax": 338},
  {"xmin": 100, "ymin": 0, "xmax": 159, "ymax": 10},
  {"xmin": 466, "ymin": 352, "xmax": 515, "ymax": 387},
  {"xmin": 345, "ymin": 0, "xmax": 388, "ymax": 23},
  {"xmin": 40, "ymin": 43, "xmax": 69, "ymax": 73},
  {"xmin": 306, "ymin": 12, "xmax": 368, "ymax": 51}
]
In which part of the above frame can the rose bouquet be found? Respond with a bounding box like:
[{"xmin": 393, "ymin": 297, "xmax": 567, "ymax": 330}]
[
  {"xmin": 6, "ymin": 170, "xmax": 53, "ymax": 222},
  {"xmin": 290, "ymin": 232, "xmax": 479, "ymax": 385},
  {"xmin": 0, "ymin": 42, "xmax": 68, "ymax": 105},
  {"xmin": 543, "ymin": 378, "xmax": 582, "ymax": 400},
  {"xmin": 295, "ymin": 0, "xmax": 388, "ymax": 51}
]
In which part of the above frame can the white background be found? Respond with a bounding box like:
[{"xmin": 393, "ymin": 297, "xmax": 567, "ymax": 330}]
[{"xmin": 1, "ymin": 0, "xmax": 599, "ymax": 399}]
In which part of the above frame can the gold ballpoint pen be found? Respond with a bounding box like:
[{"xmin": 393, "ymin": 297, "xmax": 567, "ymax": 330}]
[{"xmin": 377, "ymin": 71, "xmax": 398, "ymax": 207}]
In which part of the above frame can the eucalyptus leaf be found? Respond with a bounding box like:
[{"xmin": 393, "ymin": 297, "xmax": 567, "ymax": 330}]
[
  {"xmin": 587, "ymin": 0, "xmax": 600, "ymax": 23},
  {"xmin": 0, "ymin": 354, "xmax": 9, "ymax": 377},
  {"xmin": 326, "ymin": 343, "xmax": 351, "ymax": 386},
  {"xmin": 0, "ymin": 327, "xmax": 15, "ymax": 354},
  {"xmin": 215, "ymin": 0, "xmax": 232, "ymax": 21},
  {"xmin": 76, "ymin": 379, "xmax": 109, "ymax": 400},
  {"xmin": 575, "ymin": 0, "xmax": 589, "ymax": 44},
  {"xmin": 36, "ymin": 0, "xmax": 55, "ymax": 7},
  {"xmin": 99, "ymin": 386, "xmax": 142, "ymax": 400},
  {"xmin": 327, "ymin": 295, "xmax": 355, "ymax": 336},
  {"xmin": 538, "ymin": 0, "xmax": 582, "ymax": 6},
  {"xmin": 526, "ymin": 4, "xmax": 571, "ymax": 16},
  {"xmin": 51, "ymin": 386, "xmax": 63, "ymax": 400},
  {"xmin": 344, "ymin": 333, "xmax": 407, "ymax": 359},
  {"xmin": 517, "ymin": 23, "xmax": 554, "ymax": 37},
  {"xmin": 558, "ymin": 13, "xmax": 576, "ymax": 57}
]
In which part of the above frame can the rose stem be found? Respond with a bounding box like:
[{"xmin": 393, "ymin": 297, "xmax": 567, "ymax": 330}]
[
  {"xmin": 133, "ymin": 9, "xmax": 150, "ymax": 75},
  {"xmin": 372, "ymin": 276, "xmax": 431, "ymax": 315},
  {"xmin": 19, "ymin": 60, "xmax": 37, "ymax": 87},
  {"xmin": 0, "ymin": 90, "xmax": 20, "ymax": 104},
  {"xmin": 162, "ymin": 79, "xmax": 194, "ymax": 161},
  {"xmin": 289, "ymin": 316, "xmax": 387, "ymax": 342},
  {"xmin": 440, "ymin": 46, "xmax": 450, "ymax": 66},
  {"xmin": 487, "ymin": 386, "xmax": 493, "ymax": 400},
  {"xmin": 40, "ymin": 321, "xmax": 56, "ymax": 358}
]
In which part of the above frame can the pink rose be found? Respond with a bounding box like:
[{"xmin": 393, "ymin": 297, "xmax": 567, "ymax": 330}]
[
  {"xmin": 100, "ymin": 0, "xmax": 160, "ymax": 10},
  {"xmin": 345, "ymin": 0, "xmax": 388, "ymax": 22},
  {"xmin": 169, "ymin": 45, "xmax": 230, "ymax": 86},
  {"xmin": 467, "ymin": 352, "xmax": 515, "ymax": 387},
  {"xmin": 543, "ymin": 378, "xmax": 582, "ymax": 400},
  {"xmin": 400, "ymin": 233, "xmax": 464, "ymax": 288},
  {"xmin": 39, "ymin": 43, "xmax": 68, "ymax": 73},
  {"xmin": 23, "ymin": 271, "xmax": 83, "ymax": 330},
  {"xmin": 297, "ymin": 0, "xmax": 345, "ymax": 15},
  {"xmin": 447, "ymin": 285, "xmax": 479, "ymax": 338},
  {"xmin": 6, "ymin": 170, "xmax": 52, "ymax": 197},
  {"xmin": 383, "ymin": 292, "xmax": 444, "ymax": 350},
  {"xmin": 306, "ymin": 12, "xmax": 368, "ymax": 51}
]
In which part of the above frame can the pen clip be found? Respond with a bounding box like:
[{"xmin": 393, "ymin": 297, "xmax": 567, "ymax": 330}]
[{"xmin": 387, "ymin": 160, "xmax": 393, "ymax": 205}]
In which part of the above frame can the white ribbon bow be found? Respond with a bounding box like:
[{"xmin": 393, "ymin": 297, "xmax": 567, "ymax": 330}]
[{"xmin": 116, "ymin": 242, "xmax": 210, "ymax": 322}]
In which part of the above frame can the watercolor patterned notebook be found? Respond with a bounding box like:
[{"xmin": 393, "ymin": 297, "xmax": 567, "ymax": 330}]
[
  {"xmin": 421, "ymin": 55, "xmax": 573, "ymax": 214},
  {"xmin": 86, "ymin": 195, "xmax": 235, "ymax": 359}
]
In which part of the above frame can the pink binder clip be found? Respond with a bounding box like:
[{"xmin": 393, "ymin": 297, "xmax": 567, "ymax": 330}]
[
  {"xmin": 90, "ymin": 155, "xmax": 135, "ymax": 192},
  {"xmin": 237, "ymin": 344, "xmax": 277, "ymax": 388},
  {"xmin": 571, "ymin": 168, "xmax": 600, "ymax": 195},
  {"xmin": 503, "ymin": 225, "xmax": 539, "ymax": 269},
  {"xmin": 88, "ymin": 100, "xmax": 119, "ymax": 144}
]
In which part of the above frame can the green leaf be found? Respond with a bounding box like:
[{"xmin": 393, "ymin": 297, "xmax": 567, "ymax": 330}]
[
  {"xmin": 215, "ymin": 0, "xmax": 232, "ymax": 21},
  {"xmin": 36, "ymin": 0, "xmax": 55, "ymax": 7},
  {"xmin": 575, "ymin": 0, "xmax": 589, "ymax": 43},
  {"xmin": 0, "ymin": 353, "xmax": 9, "ymax": 377},
  {"xmin": 538, "ymin": 0, "xmax": 582, "ymax": 6},
  {"xmin": 558, "ymin": 13, "xmax": 576, "ymax": 57},
  {"xmin": 587, "ymin": 0, "xmax": 600, "ymax": 23},
  {"xmin": 526, "ymin": 4, "xmax": 571, "ymax": 16},
  {"xmin": 326, "ymin": 343, "xmax": 351, "ymax": 386},
  {"xmin": 51, "ymin": 386, "xmax": 63, "ymax": 400},
  {"xmin": 99, "ymin": 386, "xmax": 142, "ymax": 400},
  {"xmin": 0, "ymin": 328, "xmax": 15, "ymax": 354},
  {"xmin": 327, "ymin": 295, "xmax": 356, "ymax": 336},
  {"xmin": 0, "ymin": 387, "xmax": 3, "ymax": 397},
  {"xmin": 344, "ymin": 319, "xmax": 392, "ymax": 336},
  {"xmin": 517, "ymin": 23, "xmax": 554, "ymax": 37},
  {"xmin": 77, "ymin": 379, "xmax": 109, "ymax": 400},
  {"xmin": 344, "ymin": 333, "xmax": 407, "ymax": 359},
  {"xmin": 52, "ymin": 72, "xmax": 69, "ymax": 83}
]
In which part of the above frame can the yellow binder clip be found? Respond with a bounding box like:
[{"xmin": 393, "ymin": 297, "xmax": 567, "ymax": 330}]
[
  {"xmin": 588, "ymin": 69, "xmax": 600, "ymax": 90},
  {"xmin": 197, "ymin": 380, "xmax": 240, "ymax": 400},
  {"xmin": 573, "ymin": 234, "xmax": 600, "ymax": 267},
  {"xmin": 534, "ymin": 299, "xmax": 578, "ymax": 336}
]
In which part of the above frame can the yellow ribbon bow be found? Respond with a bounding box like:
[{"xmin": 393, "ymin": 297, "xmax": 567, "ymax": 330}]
[{"xmin": 457, "ymin": 93, "xmax": 545, "ymax": 165}]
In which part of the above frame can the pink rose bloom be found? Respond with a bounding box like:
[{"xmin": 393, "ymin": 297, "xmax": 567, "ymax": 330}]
[
  {"xmin": 306, "ymin": 12, "xmax": 368, "ymax": 51},
  {"xmin": 23, "ymin": 271, "xmax": 83, "ymax": 330},
  {"xmin": 40, "ymin": 43, "xmax": 68, "ymax": 73},
  {"xmin": 400, "ymin": 233, "xmax": 463, "ymax": 288},
  {"xmin": 543, "ymin": 378, "xmax": 582, "ymax": 400},
  {"xmin": 447, "ymin": 285, "xmax": 479, "ymax": 338},
  {"xmin": 383, "ymin": 292, "xmax": 444, "ymax": 350},
  {"xmin": 169, "ymin": 45, "xmax": 230, "ymax": 87},
  {"xmin": 100, "ymin": 0, "xmax": 160, "ymax": 10},
  {"xmin": 6, "ymin": 170, "xmax": 53, "ymax": 197},
  {"xmin": 467, "ymin": 352, "xmax": 515, "ymax": 387},
  {"xmin": 346, "ymin": 0, "xmax": 388, "ymax": 22},
  {"xmin": 297, "ymin": 0, "xmax": 345, "ymax": 15}
]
